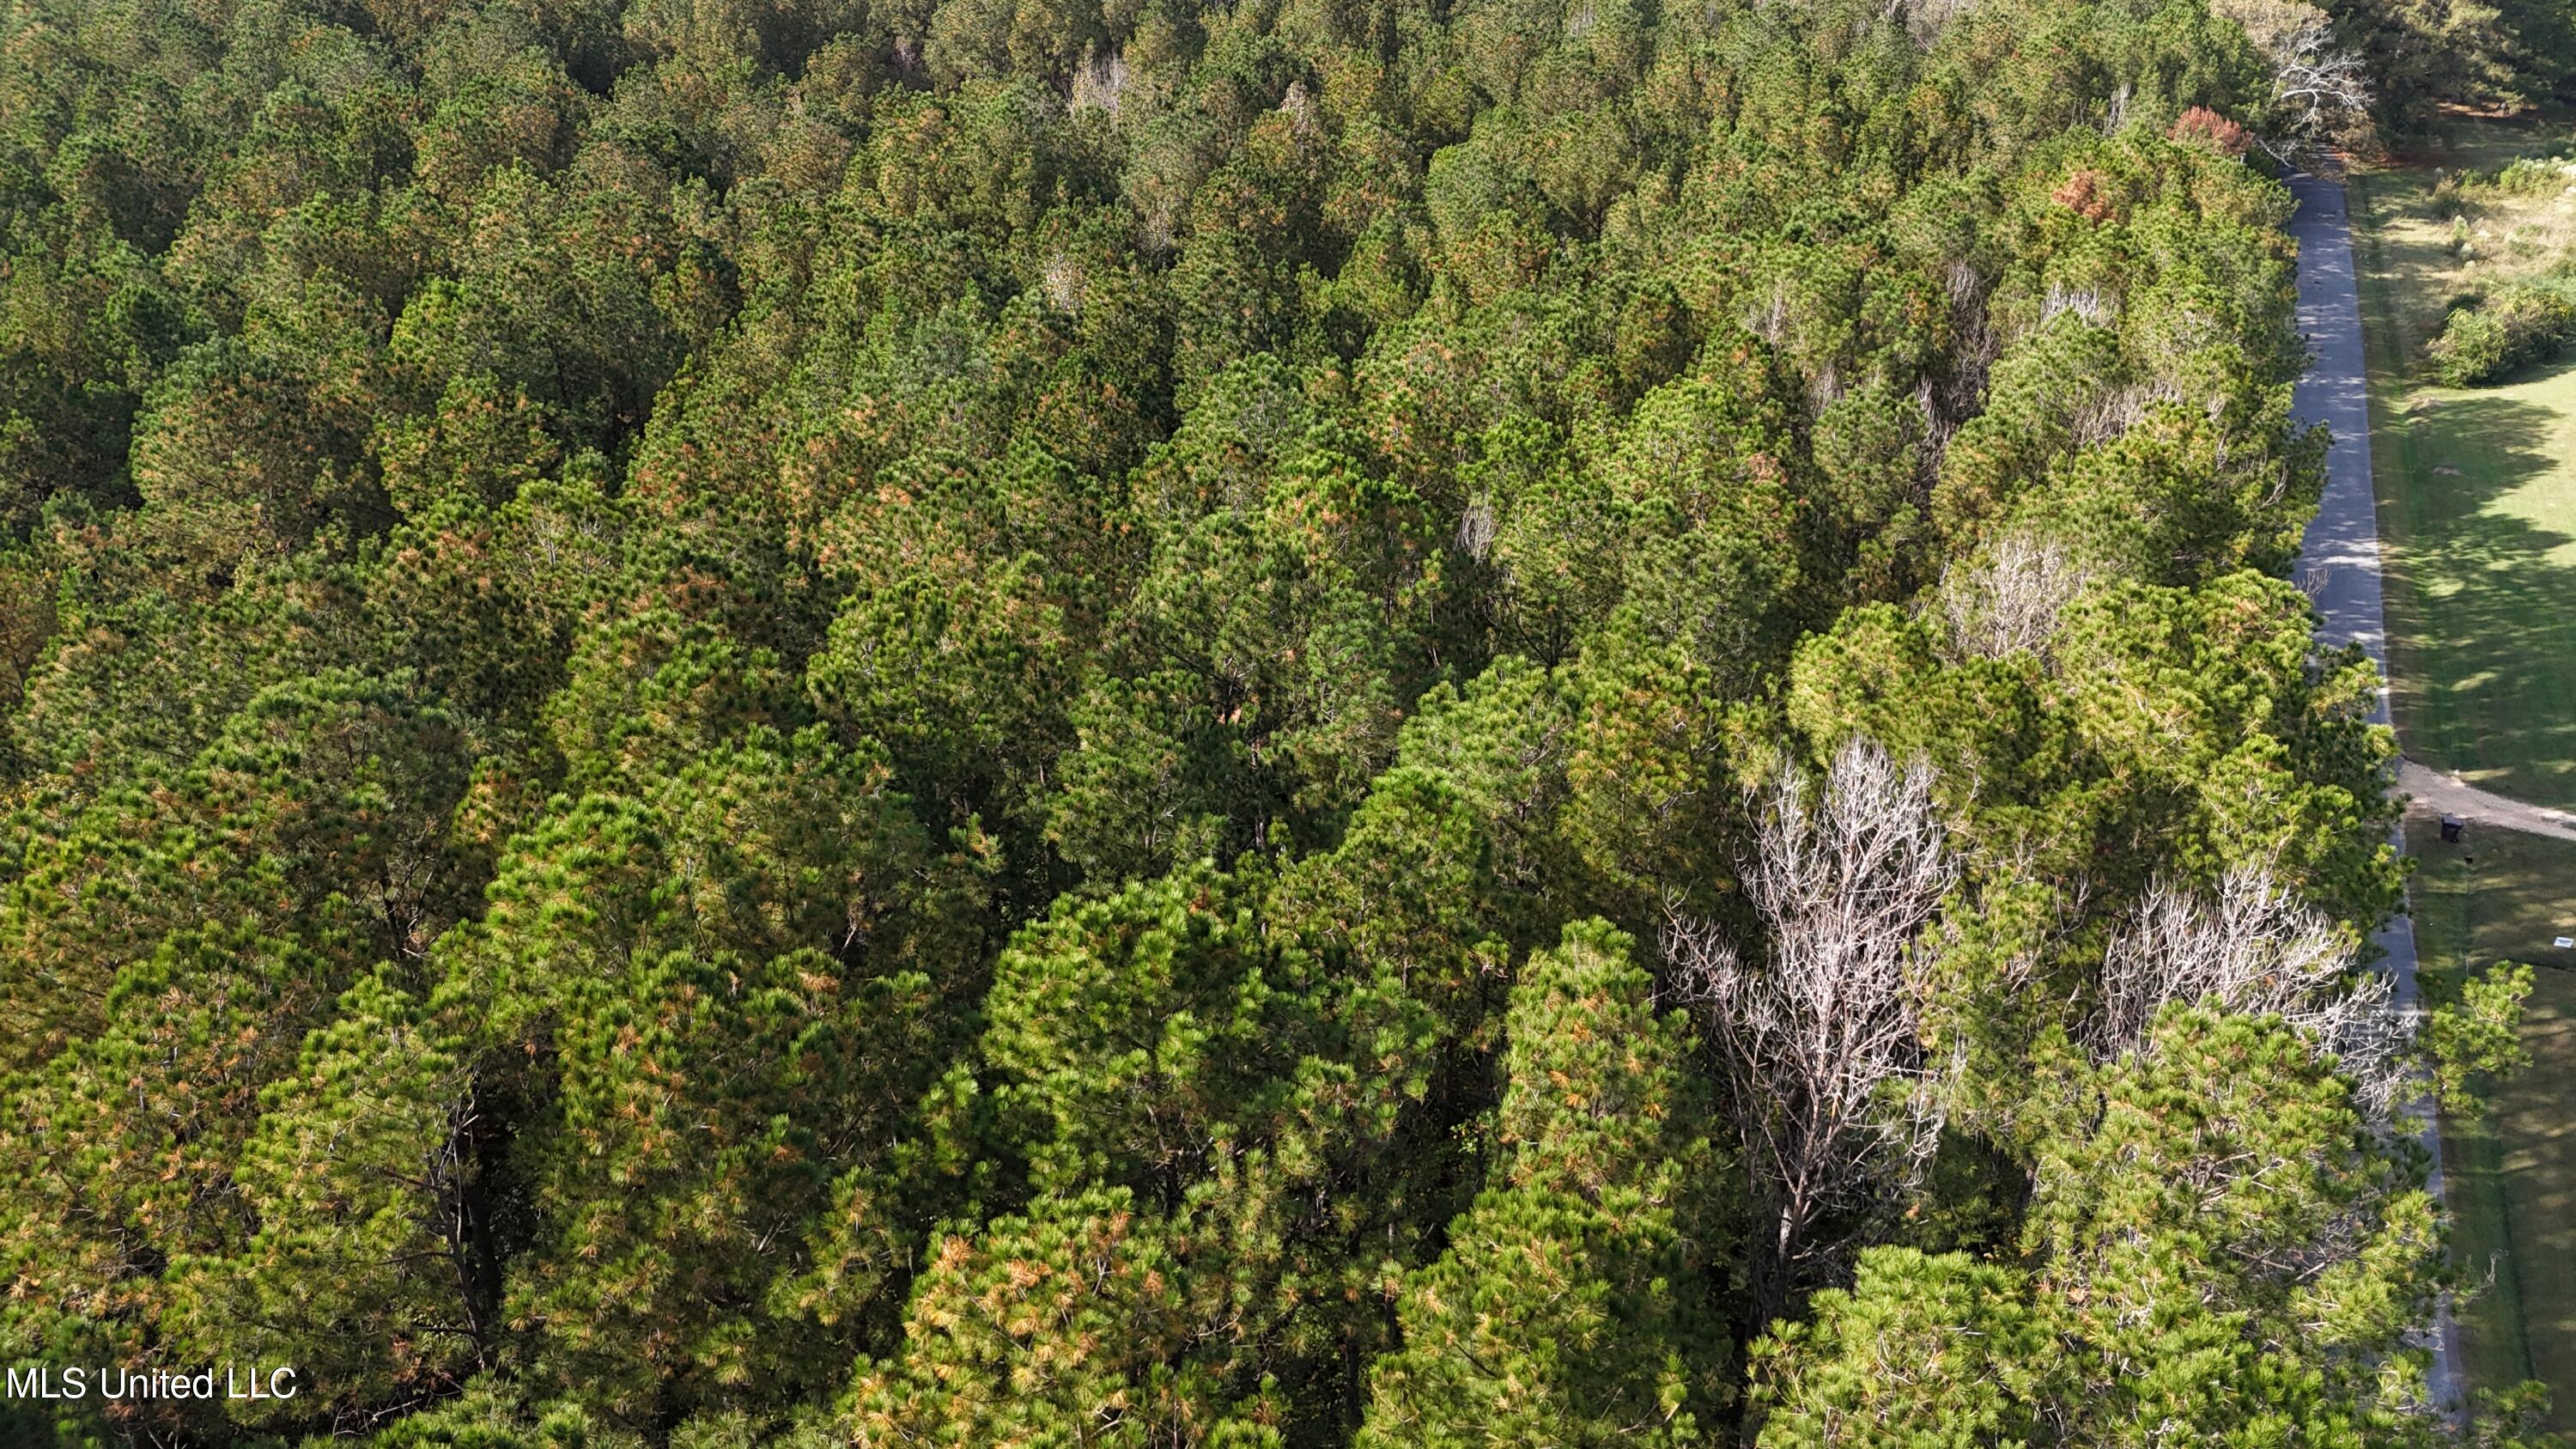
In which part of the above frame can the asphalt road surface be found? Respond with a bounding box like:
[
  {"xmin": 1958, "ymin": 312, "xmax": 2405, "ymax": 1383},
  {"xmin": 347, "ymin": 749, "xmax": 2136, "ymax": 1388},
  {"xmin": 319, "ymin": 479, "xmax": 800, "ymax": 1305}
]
[
  {"xmin": 2401, "ymin": 758, "xmax": 2576, "ymax": 843},
  {"xmin": 2287, "ymin": 169, "xmax": 2462, "ymax": 1418}
]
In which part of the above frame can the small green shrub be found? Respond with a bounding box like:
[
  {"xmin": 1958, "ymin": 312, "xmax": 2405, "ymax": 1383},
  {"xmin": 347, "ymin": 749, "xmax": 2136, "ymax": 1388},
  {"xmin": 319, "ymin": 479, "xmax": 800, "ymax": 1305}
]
[
  {"xmin": 2447, "ymin": 154, "xmax": 2576, "ymax": 199},
  {"xmin": 2427, "ymin": 277, "xmax": 2576, "ymax": 386},
  {"xmin": 2491, "ymin": 155, "xmax": 2576, "ymax": 195},
  {"xmin": 2433, "ymin": 172, "xmax": 2467, "ymax": 220}
]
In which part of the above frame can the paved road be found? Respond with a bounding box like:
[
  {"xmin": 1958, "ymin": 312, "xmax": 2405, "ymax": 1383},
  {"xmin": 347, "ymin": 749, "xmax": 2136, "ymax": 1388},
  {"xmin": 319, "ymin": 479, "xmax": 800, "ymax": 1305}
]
[
  {"xmin": 2287, "ymin": 170, "xmax": 2463, "ymax": 1418},
  {"xmin": 2401, "ymin": 758, "xmax": 2576, "ymax": 843}
]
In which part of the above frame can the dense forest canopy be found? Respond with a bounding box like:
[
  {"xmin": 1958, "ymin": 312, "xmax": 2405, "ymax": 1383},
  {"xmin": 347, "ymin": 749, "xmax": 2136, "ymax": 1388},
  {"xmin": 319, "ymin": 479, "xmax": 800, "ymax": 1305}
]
[{"xmin": 0, "ymin": 0, "xmax": 2546, "ymax": 1439}]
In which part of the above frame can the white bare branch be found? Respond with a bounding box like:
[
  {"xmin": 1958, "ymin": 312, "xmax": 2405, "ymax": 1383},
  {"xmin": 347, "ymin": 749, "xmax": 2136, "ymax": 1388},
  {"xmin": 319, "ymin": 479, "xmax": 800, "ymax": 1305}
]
[
  {"xmin": 1040, "ymin": 251, "xmax": 1086, "ymax": 317},
  {"xmin": 1070, "ymin": 46, "xmax": 1129, "ymax": 114},
  {"xmin": 2213, "ymin": 0, "xmax": 2372, "ymax": 158},
  {"xmin": 2092, "ymin": 861, "xmax": 2410, "ymax": 1119},
  {"xmin": 2042, "ymin": 282, "xmax": 2114, "ymax": 327},
  {"xmin": 1939, "ymin": 533, "xmax": 2094, "ymax": 663},
  {"xmin": 1666, "ymin": 740, "xmax": 1958, "ymax": 1292},
  {"xmin": 1899, "ymin": 0, "xmax": 1978, "ymax": 46}
]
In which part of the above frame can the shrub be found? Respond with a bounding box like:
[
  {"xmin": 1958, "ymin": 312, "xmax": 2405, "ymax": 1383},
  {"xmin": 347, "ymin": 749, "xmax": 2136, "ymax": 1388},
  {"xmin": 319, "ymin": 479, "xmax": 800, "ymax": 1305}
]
[
  {"xmin": 2427, "ymin": 277, "xmax": 2576, "ymax": 386},
  {"xmin": 2491, "ymin": 155, "xmax": 2576, "ymax": 195}
]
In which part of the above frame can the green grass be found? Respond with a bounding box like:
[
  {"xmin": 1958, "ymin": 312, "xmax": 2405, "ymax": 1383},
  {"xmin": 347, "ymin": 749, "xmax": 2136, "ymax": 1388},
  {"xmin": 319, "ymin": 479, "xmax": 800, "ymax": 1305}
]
[
  {"xmin": 2409, "ymin": 819, "xmax": 2576, "ymax": 1424},
  {"xmin": 2351, "ymin": 119, "xmax": 2576, "ymax": 811},
  {"xmin": 2354, "ymin": 113, "xmax": 2576, "ymax": 1422}
]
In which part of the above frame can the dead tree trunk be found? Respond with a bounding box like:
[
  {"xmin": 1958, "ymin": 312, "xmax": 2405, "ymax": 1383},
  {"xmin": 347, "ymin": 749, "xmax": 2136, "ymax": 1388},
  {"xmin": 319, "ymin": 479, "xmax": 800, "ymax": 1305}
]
[{"xmin": 1665, "ymin": 740, "xmax": 1956, "ymax": 1313}]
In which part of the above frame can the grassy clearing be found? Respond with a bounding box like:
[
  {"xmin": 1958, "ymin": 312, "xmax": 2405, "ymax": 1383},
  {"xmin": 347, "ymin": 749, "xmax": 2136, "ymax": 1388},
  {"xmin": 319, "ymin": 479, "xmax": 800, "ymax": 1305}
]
[
  {"xmin": 2409, "ymin": 816, "xmax": 2576, "ymax": 1424},
  {"xmin": 2354, "ymin": 113, "xmax": 2576, "ymax": 1423},
  {"xmin": 2351, "ymin": 117, "xmax": 2576, "ymax": 810}
]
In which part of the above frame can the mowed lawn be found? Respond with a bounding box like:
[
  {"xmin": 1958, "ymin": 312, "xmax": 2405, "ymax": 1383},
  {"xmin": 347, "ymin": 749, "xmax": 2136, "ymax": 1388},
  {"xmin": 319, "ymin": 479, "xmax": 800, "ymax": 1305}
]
[
  {"xmin": 2410, "ymin": 818, "xmax": 2576, "ymax": 1425},
  {"xmin": 2352, "ymin": 122, "xmax": 2576, "ymax": 811},
  {"xmin": 2358, "ymin": 112, "xmax": 2576, "ymax": 1423}
]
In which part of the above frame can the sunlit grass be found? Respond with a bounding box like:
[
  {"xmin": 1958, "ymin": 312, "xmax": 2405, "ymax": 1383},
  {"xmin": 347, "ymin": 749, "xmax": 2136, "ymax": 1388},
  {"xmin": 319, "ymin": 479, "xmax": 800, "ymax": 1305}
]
[
  {"xmin": 2362, "ymin": 112, "xmax": 2576, "ymax": 1425},
  {"xmin": 2354, "ymin": 117, "xmax": 2576, "ymax": 811}
]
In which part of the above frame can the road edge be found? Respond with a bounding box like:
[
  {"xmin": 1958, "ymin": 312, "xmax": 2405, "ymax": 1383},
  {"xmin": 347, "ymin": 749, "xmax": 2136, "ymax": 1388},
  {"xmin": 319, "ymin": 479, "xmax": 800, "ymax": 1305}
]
[{"xmin": 2287, "ymin": 168, "xmax": 2466, "ymax": 1424}]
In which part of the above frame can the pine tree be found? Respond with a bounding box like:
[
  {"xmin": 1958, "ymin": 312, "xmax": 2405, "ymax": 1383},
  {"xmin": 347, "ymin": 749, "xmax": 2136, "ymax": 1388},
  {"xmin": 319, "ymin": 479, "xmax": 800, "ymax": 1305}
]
[
  {"xmin": 165, "ymin": 971, "xmax": 495, "ymax": 1427},
  {"xmin": 1752, "ymin": 1248, "xmax": 2050, "ymax": 1448},
  {"xmin": 1356, "ymin": 921, "xmax": 1727, "ymax": 1448},
  {"xmin": 844, "ymin": 1188, "xmax": 1283, "ymax": 1449}
]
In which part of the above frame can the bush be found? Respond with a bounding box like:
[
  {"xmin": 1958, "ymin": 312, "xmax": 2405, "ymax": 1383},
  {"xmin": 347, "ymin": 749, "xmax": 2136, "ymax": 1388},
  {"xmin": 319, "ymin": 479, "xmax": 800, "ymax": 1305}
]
[
  {"xmin": 2490, "ymin": 155, "xmax": 2576, "ymax": 195},
  {"xmin": 2428, "ymin": 153, "xmax": 2573, "ymax": 223},
  {"xmin": 2427, "ymin": 278, "xmax": 2576, "ymax": 385}
]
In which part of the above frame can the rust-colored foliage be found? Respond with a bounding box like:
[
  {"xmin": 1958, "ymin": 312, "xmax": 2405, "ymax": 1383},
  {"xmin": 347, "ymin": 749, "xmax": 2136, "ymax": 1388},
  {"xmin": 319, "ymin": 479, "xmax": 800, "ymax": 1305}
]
[{"xmin": 2169, "ymin": 106, "xmax": 2252, "ymax": 158}]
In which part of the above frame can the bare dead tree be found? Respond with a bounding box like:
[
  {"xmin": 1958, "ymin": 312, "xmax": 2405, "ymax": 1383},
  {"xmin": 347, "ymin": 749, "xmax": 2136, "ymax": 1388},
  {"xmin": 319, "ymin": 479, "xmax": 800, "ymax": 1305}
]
[
  {"xmin": 2265, "ymin": 13, "xmax": 2372, "ymax": 155},
  {"xmin": 2040, "ymin": 282, "xmax": 2114, "ymax": 327},
  {"xmin": 1454, "ymin": 496, "xmax": 1497, "ymax": 563},
  {"xmin": 2076, "ymin": 862, "xmax": 2427, "ymax": 1326},
  {"xmin": 1665, "ymin": 740, "xmax": 1958, "ymax": 1304},
  {"xmin": 1939, "ymin": 533, "xmax": 2094, "ymax": 663},
  {"xmin": 2213, "ymin": 0, "xmax": 2372, "ymax": 160},
  {"xmin": 2099, "ymin": 82, "xmax": 2130, "ymax": 137},
  {"xmin": 1899, "ymin": 0, "xmax": 1979, "ymax": 47},
  {"xmin": 1040, "ymin": 250, "xmax": 1086, "ymax": 317},
  {"xmin": 1069, "ymin": 46, "xmax": 1129, "ymax": 114},
  {"xmin": 1278, "ymin": 78, "xmax": 1321, "ymax": 137},
  {"xmin": 2091, "ymin": 861, "xmax": 2410, "ymax": 1119},
  {"xmin": 2068, "ymin": 377, "xmax": 2184, "ymax": 448},
  {"xmin": 1913, "ymin": 259, "xmax": 1992, "ymax": 478}
]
